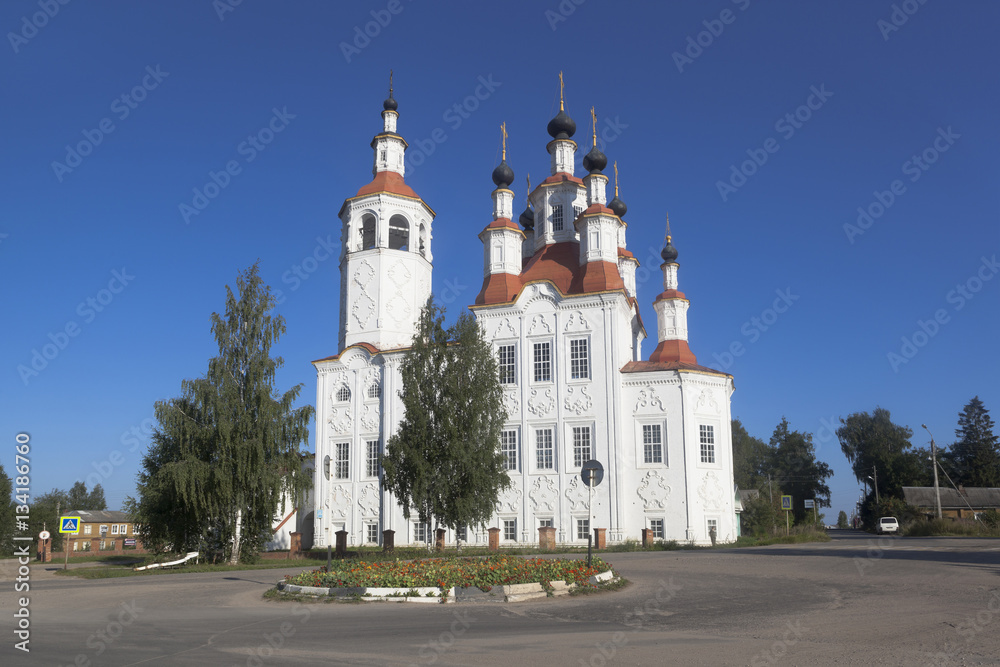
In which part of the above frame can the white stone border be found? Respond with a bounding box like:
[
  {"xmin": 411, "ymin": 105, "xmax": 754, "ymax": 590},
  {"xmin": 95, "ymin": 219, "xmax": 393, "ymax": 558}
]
[{"xmin": 276, "ymin": 569, "xmax": 617, "ymax": 603}]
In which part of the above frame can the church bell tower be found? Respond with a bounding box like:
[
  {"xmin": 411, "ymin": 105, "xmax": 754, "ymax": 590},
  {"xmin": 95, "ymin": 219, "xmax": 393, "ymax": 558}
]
[{"xmin": 338, "ymin": 76, "xmax": 435, "ymax": 352}]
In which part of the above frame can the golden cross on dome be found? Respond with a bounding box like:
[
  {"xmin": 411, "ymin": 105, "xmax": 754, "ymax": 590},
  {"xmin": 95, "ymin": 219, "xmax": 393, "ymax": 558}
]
[
  {"xmin": 665, "ymin": 212, "xmax": 672, "ymax": 243},
  {"xmin": 559, "ymin": 71, "xmax": 565, "ymax": 111},
  {"xmin": 591, "ymin": 106, "xmax": 597, "ymax": 147},
  {"xmin": 526, "ymin": 174, "xmax": 531, "ymax": 196},
  {"xmin": 389, "ymin": 69, "xmax": 393, "ymax": 96},
  {"xmin": 500, "ymin": 122, "xmax": 508, "ymax": 161},
  {"xmin": 613, "ymin": 161, "xmax": 620, "ymax": 197}
]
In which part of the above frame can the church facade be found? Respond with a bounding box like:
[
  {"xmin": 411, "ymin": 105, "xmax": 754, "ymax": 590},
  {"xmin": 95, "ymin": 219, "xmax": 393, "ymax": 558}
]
[{"xmin": 309, "ymin": 85, "xmax": 736, "ymax": 548}]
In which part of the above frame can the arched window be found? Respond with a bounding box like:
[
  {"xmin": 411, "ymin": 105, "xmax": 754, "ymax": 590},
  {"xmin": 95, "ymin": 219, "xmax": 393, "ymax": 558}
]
[
  {"xmin": 323, "ymin": 455, "xmax": 331, "ymax": 480},
  {"xmin": 361, "ymin": 214, "xmax": 376, "ymax": 250},
  {"xmin": 336, "ymin": 385, "xmax": 351, "ymax": 402},
  {"xmin": 367, "ymin": 382, "xmax": 381, "ymax": 399},
  {"xmin": 419, "ymin": 224, "xmax": 427, "ymax": 257},
  {"xmin": 388, "ymin": 215, "xmax": 409, "ymax": 251}
]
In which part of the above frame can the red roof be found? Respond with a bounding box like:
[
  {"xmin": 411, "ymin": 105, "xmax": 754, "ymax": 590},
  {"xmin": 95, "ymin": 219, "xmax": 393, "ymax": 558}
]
[
  {"xmin": 620, "ymin": 359, "xmax": 730, "ymax": 377},
  {"xmin": 540, "ymin": 173, "xmax": 585, "ymax": 187},
  {"xmin": 648, "ymin": 338, "xmax": 698, "ymax": 365},
  {"xmin": 354, "ymin": 171, "xmax": 420, "ymax": 199},
  {"xmin": 580, "ymin": 203, "xmax": 616, "ymax": 217},
  {"xmin": 481, "ymin": 217, "xmax": 522, "ymax": 233},
  {"xmin": 654, "ymin": 289, "xmax": 687, "ymax": 301},
  {"xmin": 474, "ymin": 242, "xmax": 628, "ymax": 306}
]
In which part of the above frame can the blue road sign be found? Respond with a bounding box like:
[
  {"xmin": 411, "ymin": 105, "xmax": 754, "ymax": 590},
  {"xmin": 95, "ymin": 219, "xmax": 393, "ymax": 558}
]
[
  {"xmin": 60, "ymin": 517, "xmax": 81, "ymax": 533},
  {"xmin": 780, "ymin": 495, "xmax": 792, "ymax": 511}
]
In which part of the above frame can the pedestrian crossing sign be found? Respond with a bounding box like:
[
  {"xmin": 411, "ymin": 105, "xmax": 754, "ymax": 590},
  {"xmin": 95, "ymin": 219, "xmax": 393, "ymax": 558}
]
[
  {"xmin": 780, "ymin": 496, "xmax": 792, "ymax": 511},
  {"xmin": 60, "ymin": 517, "xmax": 81, "ymax": 533}
]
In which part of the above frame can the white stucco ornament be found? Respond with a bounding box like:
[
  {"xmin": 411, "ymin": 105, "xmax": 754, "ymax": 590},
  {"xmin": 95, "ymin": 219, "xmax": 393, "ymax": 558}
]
[{"xmin": 637, "ymin": 471, "xmax": 671, "ymax": 509}]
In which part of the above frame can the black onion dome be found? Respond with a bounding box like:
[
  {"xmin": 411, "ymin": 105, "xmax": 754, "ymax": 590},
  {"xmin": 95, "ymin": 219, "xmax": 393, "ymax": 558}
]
[
  {"xmin": 492, "ymin": 160, "xmax": 514, "ymax": 189},
  {"xmin": 661, "ymin": 237, "xmax": 678, "ymax": 263},
  {"xmin": 608, "ymin": 195, "xmax": 627, "ymax": 218},
  {"xmin": 519, "ymin": 205, "xmax": 535, "ymax": 231},
  {"xmin": 546, "ymin": 109, "xmax": 576, "ymax": 140},
  {"xmin": 383, "ymin": 93, "xmax": 398, "ymax": 111},
  {"xmin": 582, "ymin": 145, "xmax": 607, "ymax": 174}
]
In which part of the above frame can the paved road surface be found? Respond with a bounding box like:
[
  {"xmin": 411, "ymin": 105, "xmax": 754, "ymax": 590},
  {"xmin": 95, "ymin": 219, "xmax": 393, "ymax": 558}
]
[{"xmin": 2, "ymin": 531, "xmax": 999, "ymax": 666}]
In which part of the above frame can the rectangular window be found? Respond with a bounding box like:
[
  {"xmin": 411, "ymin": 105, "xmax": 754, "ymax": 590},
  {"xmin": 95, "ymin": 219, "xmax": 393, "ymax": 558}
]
[
  {"xmin": 552, "ymin": 204, "xmax": 564, "ymax": 231},
  {"xmin": 707, "ymin": 518, "xmax": 718, "ymax": 539},
  {"xmin": 413, "ymin": 521, "xmax": 429, "ymax": 544},
  {"xmin": 111, "ymin": 524, "xmax": 119, "ymax": 535},
  {"xmin": 501, "ymin": 430, "xmax": 518, "ymax": 471},
  {"xmin": 498, "ymin": 344, "xmax": 516, "ymax": 385},
  {"xmin": 650, "ymin": 518, "xmax": 664, "ymax": 539},
  {"xmin": 643, "ymin": 424, "xmax": 663, "ymax": 464},
  {"xmin": 335, "ymin": 442, "xmax": 350, "ymax": 479},
  {"xmin": 573, "ymin": 205, "xmax": 583, "ymax": 221},
  {"xmin": 366, "ymin": 440, "xmax": 380, "ymax": 478},
  {"xmin": 539, "ymin": 518, "xmax": 553, "ymax": 528},
  {"xmin": 570, "ymin": 338, "xmax": 590, "ymax": 379},
  {"xmin": 366, "ymin": 523, "xmax": 379, "ymax": 544},
  {"xmin": 120, "ymin": 525, "xmax": 128, "ymax": 535},
  {"xmin": 503, "ymin": 519, "xmax": 517, "ymax": 541},
  {"xmin": 536, "ymin": 428, "xmax": 554, "ymax": 470},
  {"xmin": 456, "ymin": 524, "xmax": 468, "ymax": 543},
  {"xmin": 84, "ymin": 525, "xmax": 92, "ymax": 535},
  {"xmin": 533, "ymin": 342, "xmax": 552, "ymax": 382},
  {"xmin": 577, "ymin": 518, "xmax": 590, "ymax": 540},
  {"xmin": 572, "ymin": 426, "xmax": 592, "ymax": 468},
  {"xmin": 700, "ymin": 425, "xmax": 716, "ymax": 464}
]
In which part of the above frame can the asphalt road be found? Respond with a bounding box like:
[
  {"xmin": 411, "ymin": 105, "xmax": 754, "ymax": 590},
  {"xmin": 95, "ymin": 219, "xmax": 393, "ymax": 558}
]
[{"xmin": 2, "ymin": 531, "xmax": 999, "ymax": 666}]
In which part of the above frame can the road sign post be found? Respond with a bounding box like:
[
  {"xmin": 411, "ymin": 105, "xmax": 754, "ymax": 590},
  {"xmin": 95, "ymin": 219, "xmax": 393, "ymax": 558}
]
[
  {"xmin": 581, "ymin": 460, "xmax": 604, "ymax": 568},
  {"xmin": 59, "ymin": 516, "xmax": 80, "ymax": 570},
  {"xmin": 805, "ymin": 499, "xmax": 817, "ymax": 525},
  {"xmin": 781, "ymin": 496, "xmax": 792, "ymax": 535}
]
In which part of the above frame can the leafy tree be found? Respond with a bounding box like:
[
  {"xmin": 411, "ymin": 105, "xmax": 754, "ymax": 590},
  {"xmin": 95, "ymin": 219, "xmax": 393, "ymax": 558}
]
[
  {"xmin": 68, "ymin": 481, "xmax": 107, "ymax": 511},
  {"xmin": 28, "ymin": 488, "xmax": 70, "ymax": 552},
  {"xmin": 945, "ymin": 397, "xmax": 1000, "ymax": 487},
  {"xmin": 837, "ymin": 510, "xmax": 849, "ymax": 529},
  {"xmin": 87, "ymin": 484, "xmax": 107, "ymax": 510},
  {"xmin": 382, "ymin": 298, "xmax": 510, "ymax": 542},
  {"xmin": 768, "ymin": 418, "xmax": 833, "ymax": 524},
  {"xmin": 127, "ymin": 262, "xmax": 313, "ymax": 563},
  {"xmin": 731, "ymin": 419, "xmax": 769, "ymax": 491},
  {"xmin": 837, "ymin": 407, "xmax": 927, "ymax": 527},
  {"xmin": 0, "ymin": 463, "xmax": 14, "ymax": 554},
  {"xmin": 740, "ymin": 493, "xmax": 780, "ymax": 536}
]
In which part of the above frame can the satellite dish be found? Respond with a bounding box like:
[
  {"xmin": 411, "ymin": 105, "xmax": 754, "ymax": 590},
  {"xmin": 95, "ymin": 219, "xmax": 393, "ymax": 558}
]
[{"xmin": 580, "ymin": 460, "xmax": 604, "ymax": 487}]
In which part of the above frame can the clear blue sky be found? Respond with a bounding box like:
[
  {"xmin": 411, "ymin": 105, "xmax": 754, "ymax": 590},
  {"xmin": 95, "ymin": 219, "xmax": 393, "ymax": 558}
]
[{"xmin": 2, "ymin": 1, "xmax": 997, "ymax": 525}]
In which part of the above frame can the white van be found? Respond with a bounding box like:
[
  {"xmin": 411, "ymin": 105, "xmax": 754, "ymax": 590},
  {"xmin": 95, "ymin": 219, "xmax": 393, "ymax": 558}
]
[{"xmin": 877, "ymin": 517, "xmax": 899, "ymax": 534}]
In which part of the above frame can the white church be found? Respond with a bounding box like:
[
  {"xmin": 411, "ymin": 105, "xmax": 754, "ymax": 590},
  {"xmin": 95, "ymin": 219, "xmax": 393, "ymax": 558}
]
[{"xmin": 306, "ymin": 81, "xmax": 737, "ymax": 549}]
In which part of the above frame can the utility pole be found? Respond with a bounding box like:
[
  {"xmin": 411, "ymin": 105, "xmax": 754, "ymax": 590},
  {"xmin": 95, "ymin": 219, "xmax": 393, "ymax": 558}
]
[
  {"xmin": 922, "ymin": 424, "xmax": 943, "ymax": 519},
  {"xmin": 868, "ymin": 466, "xmax": 879, "ymax": 506}
]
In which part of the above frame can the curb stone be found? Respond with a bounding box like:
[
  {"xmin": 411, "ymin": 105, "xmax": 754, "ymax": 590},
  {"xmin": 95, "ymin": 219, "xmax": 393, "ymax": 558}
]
[{"xmin": 276, "ymin": 571, "xmax": 618, "ymax": 603}]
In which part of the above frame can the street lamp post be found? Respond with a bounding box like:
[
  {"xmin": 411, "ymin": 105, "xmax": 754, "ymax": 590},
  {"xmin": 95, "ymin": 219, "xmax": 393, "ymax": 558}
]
[{"xmin": 921, "ymin": 424, "xmax": 943, "ymax": 519}]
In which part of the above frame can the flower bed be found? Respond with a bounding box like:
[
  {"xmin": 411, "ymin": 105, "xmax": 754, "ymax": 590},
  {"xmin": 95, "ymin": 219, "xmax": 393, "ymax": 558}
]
[{"xmin": 283, "ymin": 555, "xmax": 612, "ymax": 593}]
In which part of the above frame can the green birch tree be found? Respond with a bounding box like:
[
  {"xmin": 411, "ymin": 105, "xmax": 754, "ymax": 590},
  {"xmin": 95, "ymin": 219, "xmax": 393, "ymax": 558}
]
[
  {"xmin": 127, "ymin": 262, "xmax": 313, "ymax": 562},
  {"xmin": 382, "ymin": 298, "xmax": 509, "ymax": 542}
]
